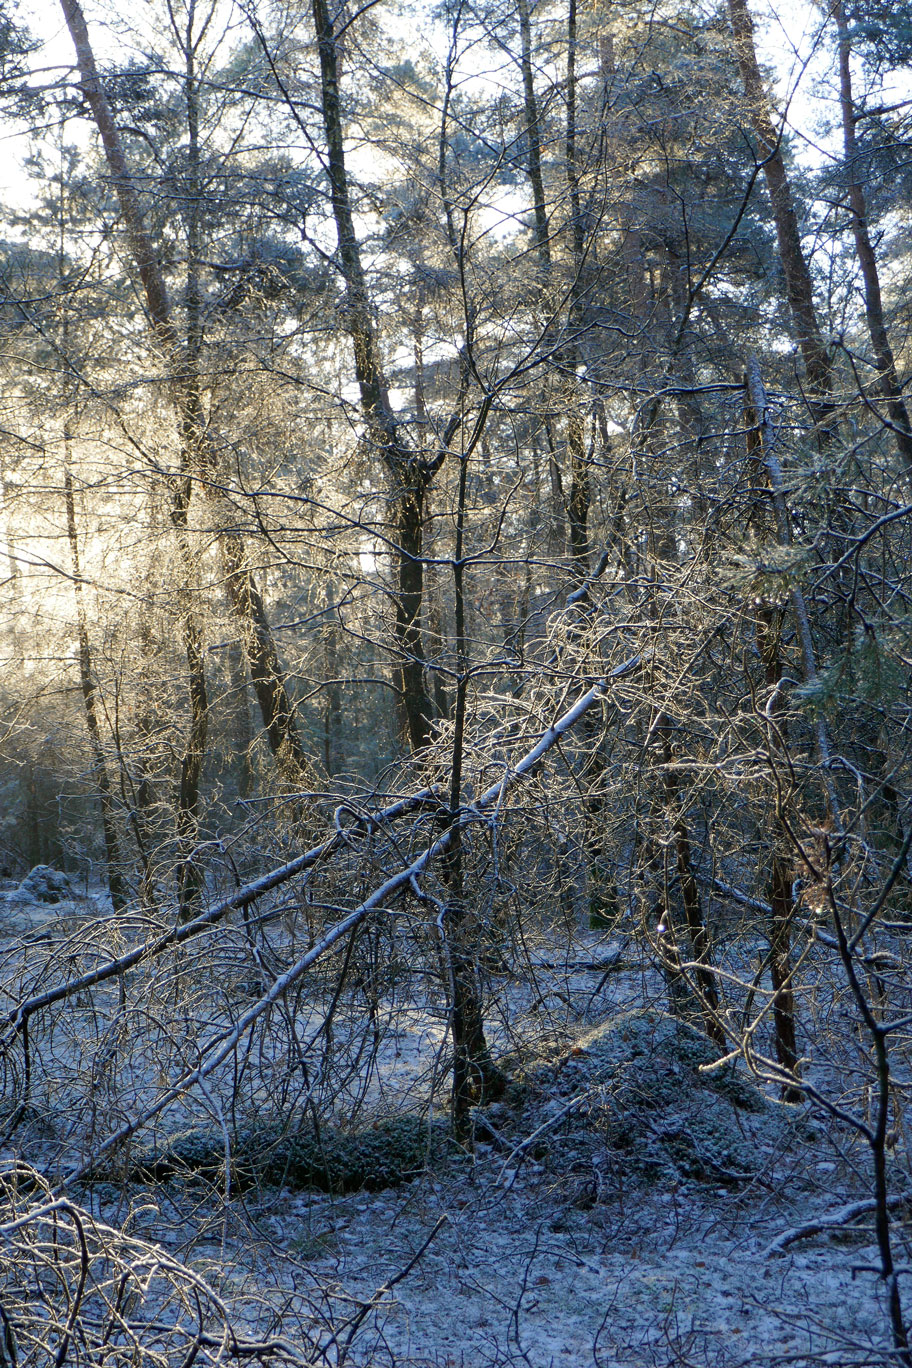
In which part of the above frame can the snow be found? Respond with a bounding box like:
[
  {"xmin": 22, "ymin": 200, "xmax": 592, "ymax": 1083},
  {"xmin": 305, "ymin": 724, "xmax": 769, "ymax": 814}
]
[
  {"xmin": 107, "ymin": 1153, "xmax": 887, "ymax": 1366},
  {"xmin": 0, "ymin": 884, "xmax": 908, "ymax": 1366}
]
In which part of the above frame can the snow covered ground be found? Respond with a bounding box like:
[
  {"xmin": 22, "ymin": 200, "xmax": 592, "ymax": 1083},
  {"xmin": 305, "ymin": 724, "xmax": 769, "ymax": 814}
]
[
  {"xmin": 98, "ymin": 1127, "xmax": 892, "ymax": 1367},
  {"xmin": 1, "ymin": 878, "xmax": 908, "ymax": 1366}
]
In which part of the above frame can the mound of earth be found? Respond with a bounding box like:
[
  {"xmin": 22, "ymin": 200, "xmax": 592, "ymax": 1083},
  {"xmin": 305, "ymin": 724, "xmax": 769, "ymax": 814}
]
[
  {"xmin": 477, "ymin": 1009, "xmax": 786, "ymax": 1198},
  {"xmin": 17, "ymin": 865, "xmax": 74, "ymax": 903}
]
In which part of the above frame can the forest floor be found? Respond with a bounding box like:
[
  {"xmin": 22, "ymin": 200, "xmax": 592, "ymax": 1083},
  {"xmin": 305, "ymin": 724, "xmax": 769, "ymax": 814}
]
[
  {"xmin": 83, "ymin": 1099, "xmax": 893, "ymax": 1368},
  {"xmin": 242, "ymin": 1149, "xmax": 888, "ymax": 1366},
  {"xmin": 0, "ymin": 881, "xmax": 905, "ymax": 1366}
]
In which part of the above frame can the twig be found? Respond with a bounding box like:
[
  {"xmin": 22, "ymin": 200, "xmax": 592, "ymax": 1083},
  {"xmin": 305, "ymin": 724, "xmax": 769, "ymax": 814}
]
[{"xmin": 764, "ymin": 1194, "xmax": 910, "ymax": 1257}]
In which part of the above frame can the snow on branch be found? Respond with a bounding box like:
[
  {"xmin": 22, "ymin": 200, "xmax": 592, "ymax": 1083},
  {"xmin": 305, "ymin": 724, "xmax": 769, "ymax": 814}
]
[{"xmin": 57, "ymin": 655, "xmax": 639, "ymax": 1184}]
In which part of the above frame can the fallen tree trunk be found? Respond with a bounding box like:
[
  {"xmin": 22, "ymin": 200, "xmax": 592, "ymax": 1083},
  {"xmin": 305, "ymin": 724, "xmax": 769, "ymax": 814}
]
[
  {"xmin": 54, "ymin": 655, "xmax": 639, "ymax": 1186},
  {"xmin": 2, "ymin": 789, "xmax": 441, "ymax": 1040}
]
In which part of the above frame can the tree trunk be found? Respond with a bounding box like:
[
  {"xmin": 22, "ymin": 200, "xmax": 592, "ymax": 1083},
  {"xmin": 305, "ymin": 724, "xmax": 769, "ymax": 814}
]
[
  {"xmin": 310, "ymin": 0, "xmax": 436, "ymax": 752},
  {"xmin": 395, "ymin": 483, "xmax": 434, "ymax": 752},
  {"xmin": 834, "ymin": 0, "xmax": 912, "ymax": 479},
  {"xmin": 59, "ymin": 0, "xmax": 311, "ymax": 790},
  {"xmin": 745, "ymin": 370, "xmax": 803, "ymax": 1100},
  {"xmin": 565, "ymin": 0, "xmax": 585, "ymax": 265},
  {"xmin": 63, "ymin": 456, "xmax": 128, "ymax": 913},
  {"xmin": 727, "ymin": 0, "xmax": 834, "ymax": 431},
  {"xmin": 442, "ymin": 451, "xmax": 503, "ymax": 1132},
  {"xmin": 517, "ymin": 0, "xmax": 550, "ymax": 268},
  {"xmin": 165, "ymin": 473, "xmax": 210, "ymax": 920}
]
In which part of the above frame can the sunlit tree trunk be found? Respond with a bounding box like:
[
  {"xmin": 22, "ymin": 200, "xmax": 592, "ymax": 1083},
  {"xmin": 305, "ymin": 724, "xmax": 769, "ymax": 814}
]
[{"xmin": 59, "ymin": 0, "xmax": 312, "ymax": 799}]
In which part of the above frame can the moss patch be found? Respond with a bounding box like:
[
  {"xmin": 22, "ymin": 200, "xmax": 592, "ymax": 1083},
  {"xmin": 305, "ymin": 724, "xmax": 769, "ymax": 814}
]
[{"xmin": 118, "ymin": 1115, "xmax": 451, "ymax": 1194}]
